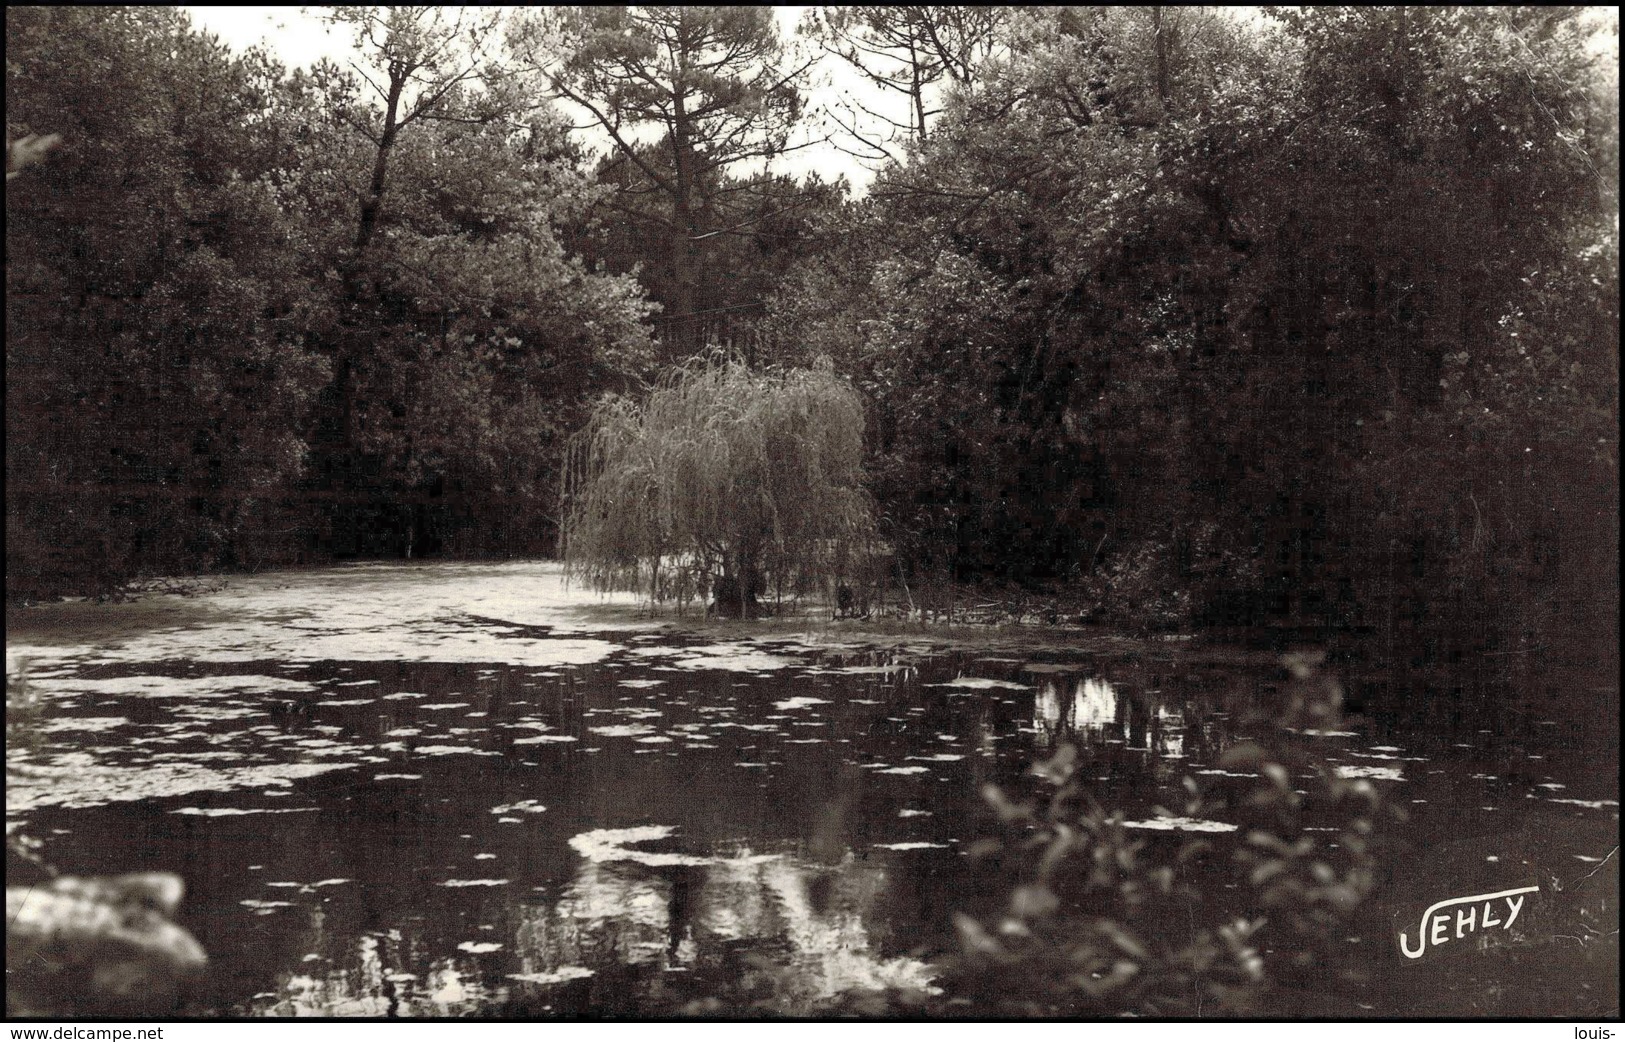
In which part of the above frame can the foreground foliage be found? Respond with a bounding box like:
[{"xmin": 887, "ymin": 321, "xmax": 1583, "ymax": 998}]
[{"xmin": 947, "ymin": 653, "xmax": 1404, "ymax": 1016}]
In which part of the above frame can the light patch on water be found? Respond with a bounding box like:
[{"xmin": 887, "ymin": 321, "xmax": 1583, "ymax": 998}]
[
  {"xmin": 1334, "ymin": 765, "xmax": 1403, "ymax": 781},
  {"xmin": 618, "ymin": 679, "xmax": 665, "ymax": 688},
  {"xmin": 323, "ymin": 699, "xmax": 376, "ymax": 707},
  {"xmin": 455, "ymin": 941, "xmax": 503, "ymax": 954},
  {"xmin": 171, "ymin": 806, "xmax": 319, "ymax": 816},
  {"xmin": 1549, "ymin": 798, "xmax": 1619, "ymax": 809},
  {"xmin": 874, "ymin": 842, "xmax": 947, "ymax": 850},
  {"xmin": 8, "ymin": 759, "xmax": 354, "ymax": 813},
  {"xmin": 334, "ymin": 680, "xmax": 379, "ymax": 687},
  {"xmin": 383, "ymin": 693, "xmax": 427, "ymax": 700},
  {"xmin": 898, "ymin": 809, "xmax": 933, "ymax": 817},
  {"xmin": 508, "ymin": 967, "xmax": 594, "ymax": 985},
  {"xmin": 512, "ymin": 735, "xmax": 578, "ymax": 745},
  {"xmin": 926, "ymin": 677, "xmax": 1028, "ymax": 690},
  {"xmin": 1301, "ymin": 729, "xmax": 1360, "ymax": 738},
  {"xmin": 420, "ymin": 703, "xmax": 471, "ymax": 710},
  {"xmin": 28, "ymin": 675, "xmax": 317, "ymax": 699},
  {"xmin": 414, "ymin": 745, "xmax": 501, "ymax": 757},
  {"xmin": 36, "ymin": 717, "xmax": 130, "ymax": 733},
  {"xmin": 439, "ymin": 879, "xmax": 510, "ymax": 887},
  {"xmin": 1121, "ymin": 817, "xmax": 1239, "ymax": 833},
  {"xmin": 588, "ymin": 724, "xmax": 656, "ymax": 738},
  {"xmin": 492, "ymin": 800, "xmax": 546, "ymax": 815},
  {"xmin": 773, "ymin": 696, "xmax": 831, "ymax": 711},
  {"xmin": 568, "ymin": 825, "xmax": 711, "ymax": 867},
  {"xmin": 873, "ymin": 766, "xmax": 930, "ymax": 776},
  {"xmin": 906, "ymin": 754, "xmax": 964, "ymax": 763},
  {"xmin": 669, "ymin": 644, "xmax": 801, "ymax": 672},
  {"xmin": 240, "ymin": 899, "xmax": 295, "ymax": 909}
]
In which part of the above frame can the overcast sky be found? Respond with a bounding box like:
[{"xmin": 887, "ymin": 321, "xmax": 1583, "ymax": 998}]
[{"xmin": 181, "ymin": 5, "xmax": 883, "ymax": 194}]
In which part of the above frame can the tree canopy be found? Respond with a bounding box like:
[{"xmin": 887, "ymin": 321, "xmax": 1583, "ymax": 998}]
[{"xmin": 7, "ymin": 5, "xmax": 1616, "ymax": 684}]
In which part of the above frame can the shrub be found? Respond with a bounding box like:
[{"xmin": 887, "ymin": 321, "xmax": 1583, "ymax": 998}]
[{"xmin": 560, "ymin": 355, "xmax": 878, "ymax": 617}]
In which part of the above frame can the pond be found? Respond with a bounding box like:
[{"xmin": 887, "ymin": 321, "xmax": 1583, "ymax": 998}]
[{"xmin": 6, "ymin": 562, "xmax": 1618, "ymax": 1017}]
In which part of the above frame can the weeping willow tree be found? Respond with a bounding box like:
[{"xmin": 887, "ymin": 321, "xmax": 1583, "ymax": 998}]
[{"xmin": 560, "ymin": 356, "xmax": 877, "ymax": 617}]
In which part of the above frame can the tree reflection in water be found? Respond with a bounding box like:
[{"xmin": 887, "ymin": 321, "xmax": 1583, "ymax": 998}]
[{"xmin": 241, "ymin": 837, "xmax": 938, "ymax": 1016}]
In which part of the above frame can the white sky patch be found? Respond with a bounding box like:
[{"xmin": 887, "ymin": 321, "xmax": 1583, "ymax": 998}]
[{"xmin": 182, "ymin": 6, "xmax": 880, "ymax": 194}]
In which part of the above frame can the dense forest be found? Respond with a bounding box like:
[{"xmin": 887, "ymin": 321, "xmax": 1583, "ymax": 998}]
[{"xmin": 6, "ymin": 7, "xmax": 1618, "ymax": 674}]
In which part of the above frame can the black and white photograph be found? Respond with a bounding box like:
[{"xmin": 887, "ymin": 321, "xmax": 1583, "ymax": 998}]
[{"xmin": 6, "ymin": 4, "xmax": 1619, "ymax": 1024}]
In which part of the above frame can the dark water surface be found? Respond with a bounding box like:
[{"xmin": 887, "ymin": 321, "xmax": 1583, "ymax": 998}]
[{"xmin": 6, "ymin": 563, "xmax": 1618, "ymax": 1017}]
